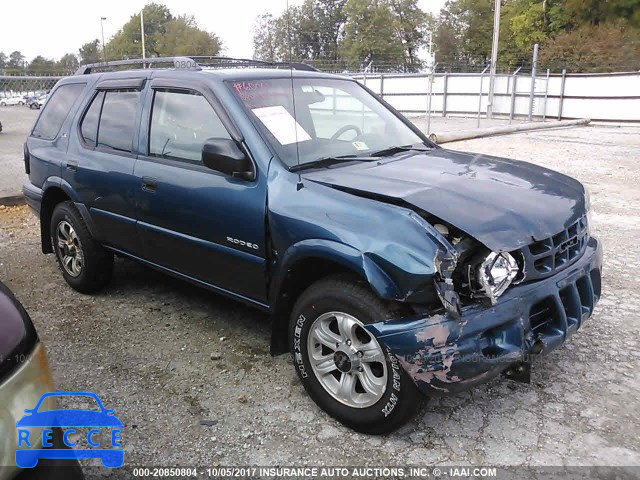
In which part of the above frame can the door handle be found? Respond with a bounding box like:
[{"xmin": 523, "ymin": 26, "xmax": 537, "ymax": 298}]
[
  {"xmin": 141, "ymin": 177, "xmax": 158, "ymax": 193},
  {"xmin": 66, "ymin": 160, "xmax": 78, "ymax": 171}
]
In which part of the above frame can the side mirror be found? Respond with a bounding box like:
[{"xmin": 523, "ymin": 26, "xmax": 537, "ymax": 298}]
[{"xmin": 202, "ymin": 138, "xmax": 254, "ymax": 181}]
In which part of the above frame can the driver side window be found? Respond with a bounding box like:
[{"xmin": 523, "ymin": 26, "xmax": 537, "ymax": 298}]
[{"xmin": 149, "ymin": 89, "xmax": 230, "ymax": 164}]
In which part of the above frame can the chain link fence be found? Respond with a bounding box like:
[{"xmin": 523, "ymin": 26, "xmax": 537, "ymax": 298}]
[
  {"xmin": 0, "ymin": 75, "xmax": 64, "ymax": 100},
  {"xmin": 2, "ymin": 61, "xmax": 638, "ymax": 125}
]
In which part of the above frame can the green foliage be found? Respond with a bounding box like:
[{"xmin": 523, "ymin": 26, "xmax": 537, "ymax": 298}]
[
  {"xmin": 105, "ymin": 3, "xmax": 221, "ymax": 60},
  {"xmin": 538, "ymin": 20, "xmax": 640, "ymax": 71},
  {"xmin": 8, "ymin": 51, "xmax": 25, "ymax": 68},
  {"xmin": 252, "ymin": 0, "xmax": 432, "ymax": 71},
  {"xmin": 57, "ymin": 54, "xmax": 80, "ymax": 74},
  {"xmin": 341, "ymin": 0, "xmax": 405, "ymax": 69},
  {"xmin": 434, "ymin": 0, "xmax": 640, "ymax": 72},
  {"xmin": 27, "ymin": 56, "xmax": 56, "ymax": 74},
  {"xmin": 389, "ymin": 0, "xmax": 434, "ymax": 69},
  {"xmin": 434, "ymin": 0, "xmax": 494, "ymax": 68},
  {"xmin": 78, "ymin": 40, "xmax": 102, "ymax": 65},
  {"xmin": 252, "ymin": 14, "xmax": 280, "ymax": 62},
  {"xmin": 106, "ymin": 3, "xmax": 172, "ymax": 59},
  {"xmin": 154, "ymin": 15, "xmax": 222, "ymax": 56}
]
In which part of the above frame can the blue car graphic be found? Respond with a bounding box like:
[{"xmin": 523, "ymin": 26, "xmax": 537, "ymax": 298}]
[{"xmin": 15, "ymin": 391, "xmax": 124, "ymax": 468}]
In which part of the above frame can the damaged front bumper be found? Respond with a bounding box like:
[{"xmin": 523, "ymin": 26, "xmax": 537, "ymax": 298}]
[{"xmin": 366, "ymin": 236, "xmax": 603, "ymax": 395}]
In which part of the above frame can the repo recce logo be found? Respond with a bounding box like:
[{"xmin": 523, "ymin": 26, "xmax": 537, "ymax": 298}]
[{"xmin": 15, "ymin": 391, "xmax": 124, "ymax": 468}]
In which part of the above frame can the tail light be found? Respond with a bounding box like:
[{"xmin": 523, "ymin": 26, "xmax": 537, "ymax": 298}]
[{"xmin": 23, "ymin": 143, "xmax": 30, "ymax": 175}]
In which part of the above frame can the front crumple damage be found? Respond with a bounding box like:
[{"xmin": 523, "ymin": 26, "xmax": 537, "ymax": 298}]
[
  {"xmin": 302, "ymin": 149, "xmax": 588, "ymax": 252},
  {"xmin": 266, "ymin": 165, "xmax": 459, "ymax": 306},
  {"xmin": 366, "ymin": 237, "xmax": 603, "ymax": 395}
]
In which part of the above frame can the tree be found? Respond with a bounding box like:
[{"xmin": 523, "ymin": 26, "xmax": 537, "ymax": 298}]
[
  {"xmin": 539, "ymin": 20, "xmax": 640, "ymax": 72},
  {"xmin": 389, "ymin": 0, "xmax": 433, "ymax": 70},
  {"xmin": 154, "ymin": 15, "xmax": 222, "ymax": 56},
  {"xmin": 0, "ymin": 52, "xmax": 6, "ymax": 69},
  {"xmin": 305, "ymin": 0, "xmax": 348, "ymax": 65},
  {"xmin": 105, "ymin": 3, "xmax": 221, "ymax": 59},
  {"xmin": 434, "ymin": 0, "xmax": 494, "ymax": 70},
  {"xmin": 106, "ymin": 3, "xmax": 173, "ymax": 59},
  {"xmin": 8, "ymin": 51, "xmax": 25, "ymax": 68},
  {"xmin": 78, "ymin": 40, "xmax": 102, "ymax": 65},
  {"xmin": 57, "ymin": 53, "xmax": 80, "ymax": 74},
  {"xmin": 27, "ymin": 56, "xmax": 56, "ymax": 74},
  {"xmin": 340, "ymin": 0, "xmax": 404, "ymax": 70},
  {"xmin": 253, "ymin": 14, "xmax": 280, "ymax": 61}
]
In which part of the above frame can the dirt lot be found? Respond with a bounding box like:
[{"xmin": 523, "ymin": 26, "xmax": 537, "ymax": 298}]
[
  {"xmin": 1, "ymin": 121, "xmax": 639, "ymax": 472},
  {"xmin": 0, "ymin": 105, "xmax": 35, "ymax": 198}
]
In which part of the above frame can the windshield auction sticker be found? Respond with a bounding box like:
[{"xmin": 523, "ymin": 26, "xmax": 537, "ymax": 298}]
[{"xmin": 252, "ymin": 105, "xmax": 312, "ymax": 145}]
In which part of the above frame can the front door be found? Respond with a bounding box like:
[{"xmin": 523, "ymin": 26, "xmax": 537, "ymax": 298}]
[{"xmin": 134, "ymin": 86, "xmax": 268, "ymax": 305}]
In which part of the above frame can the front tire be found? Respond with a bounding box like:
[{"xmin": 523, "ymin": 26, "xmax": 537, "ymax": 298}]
[
  {"xmin": 290, "ymin": 275, "xmax": 422, "ymax": 434},
  {"xmin": 51, "ymin": 201, "xmax": 113, "ymax": 293}
]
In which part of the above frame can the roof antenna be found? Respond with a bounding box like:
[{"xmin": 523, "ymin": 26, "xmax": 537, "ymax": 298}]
[{"xmin": 286, "ymin": 0, "xmax": 304, "ymax": 190}]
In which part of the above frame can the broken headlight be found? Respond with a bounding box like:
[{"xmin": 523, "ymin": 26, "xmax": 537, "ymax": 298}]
[{"xmin": 477, "ymin": 251, "xmax": 520, "ymax": 304}]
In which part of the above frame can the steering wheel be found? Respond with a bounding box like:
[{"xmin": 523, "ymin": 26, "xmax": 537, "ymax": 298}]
[{"xmin": 330, "ymin": 124, "xmax": 363, "ymax": 141}]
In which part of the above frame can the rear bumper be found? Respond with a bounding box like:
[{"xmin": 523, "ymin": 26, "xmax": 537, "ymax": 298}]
[
  {"xmin": 22, "ymin": 182, "xmax": 42, "ymax": 216},
  {"xmin": 366, "ymin": 236, "xmax": 603, "ymax": 395}
]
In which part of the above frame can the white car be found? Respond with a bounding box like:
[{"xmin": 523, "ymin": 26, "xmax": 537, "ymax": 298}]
[{"xmin": 0, "ymin": 96, "xmax": 25, "ymax": 106}]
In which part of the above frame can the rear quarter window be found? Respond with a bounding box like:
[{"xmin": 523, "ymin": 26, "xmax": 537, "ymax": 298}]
[{"xmin": 32, "ymin": 83, "xmax": 86, "ymax": 140}]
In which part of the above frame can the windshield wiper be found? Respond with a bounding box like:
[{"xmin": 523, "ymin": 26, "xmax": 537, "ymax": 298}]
[
  {"xmin": 369, "ymin": 144, "xmax": 431, "ymax": 157},
  {"xmin": 290, "ymin": 155, "xmax": 379, "ymax": 172}
]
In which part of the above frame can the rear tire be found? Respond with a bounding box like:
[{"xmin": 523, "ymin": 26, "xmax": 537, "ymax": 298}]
[
  {"xmin": 290, "ymin": 274, "xmax": 422, "ymax": 434},
  {"xmin": 50, "ymin": 201, "xmax": 113, "ymax": 293}
]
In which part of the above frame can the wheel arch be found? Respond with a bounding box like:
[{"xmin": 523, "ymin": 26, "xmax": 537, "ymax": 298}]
[
  {"xmin": 268, "ymin": 239, "xmax": 402, "ymax": 355},
  {"xmin": 40, "ymin": 183, "xmax": 94, "ymax": 254}
]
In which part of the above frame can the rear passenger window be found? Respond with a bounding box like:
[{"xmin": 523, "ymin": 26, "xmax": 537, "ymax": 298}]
[
  {"xmin": 80, "ymin": 91, "xmax": 105, "ymax": 146},
  {"xmin": 149, "ymin": 89, "xmax": 230, "ymax": 164},
  {"xmin": 32, "ymin": 83, "xmax": 85, "ymax": 140},
  {"xmin": 97, "ymin": 90, "xmax": 140, "ymax": 152}
]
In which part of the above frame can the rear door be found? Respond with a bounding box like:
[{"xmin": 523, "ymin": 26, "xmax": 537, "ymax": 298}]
[
  {"xmin": 65, "ymin": 77, "xmax": 147, "ymax": 253},
  {"xmin": 134, "ymin": 81, "xmax": 268, "ymax": 305}
]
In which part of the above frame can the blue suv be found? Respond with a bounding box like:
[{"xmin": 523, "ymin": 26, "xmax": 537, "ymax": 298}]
[{"xmin": 23, "ymin": 56, "xmax": 602, "ymax": 433}]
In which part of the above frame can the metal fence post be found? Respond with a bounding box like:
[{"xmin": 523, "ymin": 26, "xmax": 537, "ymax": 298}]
[
  {"xmin": 542, "ymin": 68, "xmax": 550, "ymax": 121},
  {"xmin": 425, "ymin": 63, "xmax": 439, "ymax": 135},
  {"xmin": 478, "ymin": 64, "xmax": 490, "ymax": 128},
  {"xmin": 509, "ymin": 67, "xmax": 522, "ymax": 124},
  {"xmin": 558, "ymin": 68, "xmax": 567, "ymax": 120},
  {"xmin": 380, "ymin": 73, "xmax": 385, "ymax": 100},
  {"xmin": 442, "ymin": 72, "xmax": 448, "ymax": 117},
  {"xmin": 528, "ymin": 43, "xmax": 539, "ymax": 121}
]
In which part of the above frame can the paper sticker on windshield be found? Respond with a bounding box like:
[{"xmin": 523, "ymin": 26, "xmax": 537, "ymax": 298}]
[
  {"xmin": 352, "ymin": 141, "xmax": 369, "ymax": 151},
  {"xmin": 252, "ymin": 106, "xmax": 311, "ymax": 145}
]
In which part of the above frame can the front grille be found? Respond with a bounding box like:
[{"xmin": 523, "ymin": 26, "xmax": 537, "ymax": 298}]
[{"xmin": 519, "ymin": 215, "xmax": 589, "ymax": 283}]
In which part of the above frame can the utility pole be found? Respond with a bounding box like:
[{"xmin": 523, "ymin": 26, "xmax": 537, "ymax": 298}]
[
  {"xmin": 100, "ymin": 17, "xmax": 107, "ymax": 63},
  {"xmin": 487, "ymin": 0, "xmax": 501, "ymax": 119},
  {"xmin": 140, "ymin": 9, "xmax": 146, "ymax": 61}
]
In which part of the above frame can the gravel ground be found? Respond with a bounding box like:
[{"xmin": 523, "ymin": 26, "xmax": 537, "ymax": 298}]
[{"xmin": 0, "ymin": 115, "xmax": 639, "ymax": 473}]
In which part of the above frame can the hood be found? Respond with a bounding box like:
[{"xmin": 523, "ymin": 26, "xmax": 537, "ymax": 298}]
[{"xmin": 303, "ymin": 149, "xmax": 587, "ymax": 252}]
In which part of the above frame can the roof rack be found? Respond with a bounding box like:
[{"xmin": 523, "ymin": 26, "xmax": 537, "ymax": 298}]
[{"xmin": 75, "ymin": 56, "xmax": 319, "ymax": 75}]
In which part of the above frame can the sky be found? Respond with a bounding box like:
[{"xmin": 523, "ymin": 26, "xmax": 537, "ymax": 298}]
[{"xmin": 0, "ymin": 0, "xmax": 447, "ymax": 62}]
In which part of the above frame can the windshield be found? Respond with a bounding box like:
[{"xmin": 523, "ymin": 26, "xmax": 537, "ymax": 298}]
[{"xmin": 227, "ymin": 77, "xmax": 427, "ymax": 168}]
